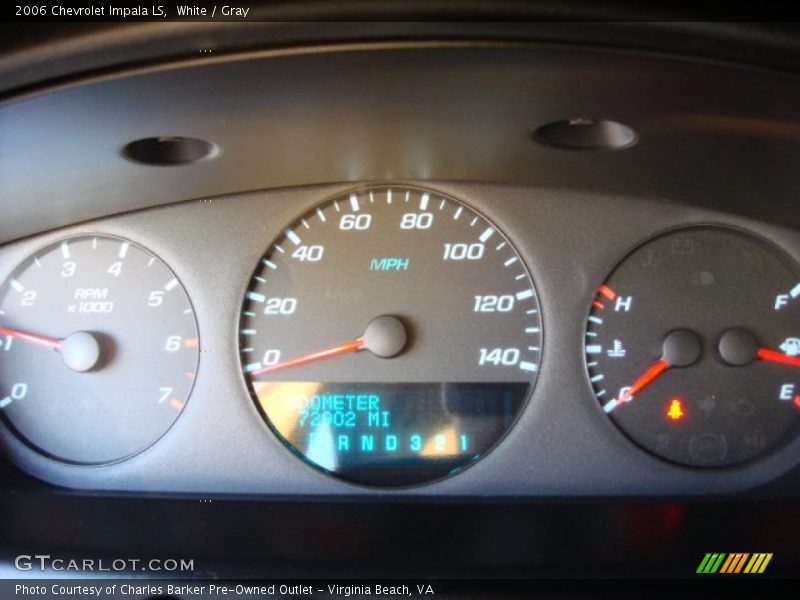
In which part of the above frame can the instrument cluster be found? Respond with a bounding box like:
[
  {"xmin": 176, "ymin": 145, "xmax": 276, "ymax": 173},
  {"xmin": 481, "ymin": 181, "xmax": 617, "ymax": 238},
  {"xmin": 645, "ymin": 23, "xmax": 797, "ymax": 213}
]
[{"xmin": 1, "ymin": 183, "xmax": 799, "ymax": 494}]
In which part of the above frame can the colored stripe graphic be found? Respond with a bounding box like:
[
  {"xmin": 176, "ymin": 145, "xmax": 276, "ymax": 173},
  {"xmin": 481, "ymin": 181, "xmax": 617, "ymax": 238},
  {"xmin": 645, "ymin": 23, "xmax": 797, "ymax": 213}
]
[{"xmin": 698, "ymin": 552, "xmax": 773, "ymax": 574}]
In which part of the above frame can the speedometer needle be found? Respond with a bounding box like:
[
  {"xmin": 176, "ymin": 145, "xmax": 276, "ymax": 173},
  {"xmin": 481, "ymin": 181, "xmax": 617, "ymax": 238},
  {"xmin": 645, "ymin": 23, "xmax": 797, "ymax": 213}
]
[
  {"xmin": 249, "ymin": 315, "xmax": 408, "ymax": 377},
  {"xmin": 0, "ymin": 326, "xmax": 61, "ymax": 350},
  {"xmin": 251, "ymin": 338, "xmax": 365, "ymax": 376}
]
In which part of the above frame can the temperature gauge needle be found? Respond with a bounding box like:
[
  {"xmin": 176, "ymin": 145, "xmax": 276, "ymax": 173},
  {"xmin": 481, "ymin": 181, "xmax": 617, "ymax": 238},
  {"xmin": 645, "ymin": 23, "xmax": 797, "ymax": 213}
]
[
  {"xmin": 603, "ymin": 329, "xmax": 701, "ymax": 413},
  {"xmin": 0, "ymin": 326, "xmax": 61, "ymax": 350},
  {"xmin": 757, "ymin": 347, "xmax": 800, "ymax": 368},
  {"xmin": 603, "ymin": 359, "xmax": 671, "ymax": 413},
  {"xmin": 249, "ymin": 315, "xmax": 408, "ymax": 377}
]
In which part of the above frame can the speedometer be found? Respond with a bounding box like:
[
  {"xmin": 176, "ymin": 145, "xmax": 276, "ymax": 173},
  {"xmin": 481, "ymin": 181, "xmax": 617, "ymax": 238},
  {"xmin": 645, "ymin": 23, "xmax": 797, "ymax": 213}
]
[{"xmin": 239, "ymin": 185, "xmax": 541, "ymax": 486}]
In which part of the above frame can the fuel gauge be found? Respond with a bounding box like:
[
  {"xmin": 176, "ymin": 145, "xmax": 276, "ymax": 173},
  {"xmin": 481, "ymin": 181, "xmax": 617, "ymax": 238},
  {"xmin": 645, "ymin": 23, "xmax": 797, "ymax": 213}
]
[{"xmin": 585, "ymin": 226, "xmax": 800, "ymax": 467}]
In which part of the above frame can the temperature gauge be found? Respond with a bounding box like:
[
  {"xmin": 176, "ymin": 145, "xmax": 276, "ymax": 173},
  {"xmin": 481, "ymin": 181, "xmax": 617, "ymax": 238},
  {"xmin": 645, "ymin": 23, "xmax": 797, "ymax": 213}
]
[{"xmin": 585, "ymin": 226, "xmax": 800, "ymax": 467}]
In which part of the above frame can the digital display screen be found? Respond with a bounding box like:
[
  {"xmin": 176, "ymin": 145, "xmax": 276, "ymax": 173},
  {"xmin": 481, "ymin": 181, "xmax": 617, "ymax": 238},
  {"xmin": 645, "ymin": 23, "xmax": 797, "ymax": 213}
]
[{"xmin": 253, "ymin": 382, "xmax": 529, "ymax": 486}]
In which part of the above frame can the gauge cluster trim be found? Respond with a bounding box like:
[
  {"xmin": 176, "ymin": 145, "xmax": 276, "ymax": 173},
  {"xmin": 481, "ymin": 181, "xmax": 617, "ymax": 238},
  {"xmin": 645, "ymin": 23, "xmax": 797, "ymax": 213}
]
[{"xmin": 1, "ymin": 182, "xmax": 799, "ymax": 496}]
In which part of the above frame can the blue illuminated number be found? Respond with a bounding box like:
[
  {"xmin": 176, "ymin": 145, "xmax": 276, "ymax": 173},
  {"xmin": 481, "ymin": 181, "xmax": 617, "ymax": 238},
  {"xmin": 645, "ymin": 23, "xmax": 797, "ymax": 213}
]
[
  {"xmin": 292, "ymin": 245, "xmax": 324, "ymax": 262},
  {"xmin": 474, "ymin": 294, "xmax": 515, "ymax": 312},
  {"xmin": 479, "ymin": 347, "xmax": 520, "ymax": 366},
  {"xmin": 339, "ymin": 214, "xmax": 372, "ymax": 230},
  {"xmin": 400, "ymin": 212, "xmax": 433, "ymax": 229},
  {"xmin": 410, "ymin": 434, "xmax": 422, "ymax": 452},
  {"xmin": 263, "ymin": 297, "xmax": 297, "ymax": 315},
  {"xmin": 443, "ymin": 243, "xmax": 484, "ymax": 260},
  {"xmin": 262, "ymin": 349, "xmax": 281, "ymax": 366}
]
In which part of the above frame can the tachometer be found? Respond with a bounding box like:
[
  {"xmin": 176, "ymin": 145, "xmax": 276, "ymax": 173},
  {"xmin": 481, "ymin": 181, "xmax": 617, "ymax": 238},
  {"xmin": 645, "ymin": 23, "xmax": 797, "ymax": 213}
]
[
  {"xmin": 239, "ymin": 185, "xmax": 541, "ymax": 486},
  {"xmin": 0, "ymin": 234, "xmax": 198, "ymax": 464}
]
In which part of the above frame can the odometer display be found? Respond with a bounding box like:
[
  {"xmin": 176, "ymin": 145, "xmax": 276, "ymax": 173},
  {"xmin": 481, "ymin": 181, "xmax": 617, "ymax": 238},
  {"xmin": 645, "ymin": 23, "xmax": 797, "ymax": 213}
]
[{"xmin": 239, "ymin": 186, "xmax": 541, "ymax": 486}]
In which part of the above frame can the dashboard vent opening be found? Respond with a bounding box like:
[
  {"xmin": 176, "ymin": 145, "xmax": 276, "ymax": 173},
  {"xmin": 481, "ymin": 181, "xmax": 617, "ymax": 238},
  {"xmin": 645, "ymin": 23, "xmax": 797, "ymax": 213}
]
[
  {"xmin": 532, "ymin": 118, "xmax": 637, "ymax": 151},
  {"xmin": 122, "ymin": 136, "xmax": 218, "ymax": 166}
]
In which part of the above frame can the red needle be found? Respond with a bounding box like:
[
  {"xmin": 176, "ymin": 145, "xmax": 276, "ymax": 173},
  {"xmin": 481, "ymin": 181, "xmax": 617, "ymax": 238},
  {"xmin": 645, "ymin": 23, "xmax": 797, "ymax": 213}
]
[
  {"xmin": 604, "ymin": 358, "xmax": 671, "ymax": 413},
  {"xmin": 0, "ymin": 326, "xmax": 61, "ymax": 350},
  {"xmin": 250, "ymin": 338, "xmax": 365, "ymax": 376},
  {"xmin": 757, "ymin": 347, "xmax": 800, "ymax": 368}
]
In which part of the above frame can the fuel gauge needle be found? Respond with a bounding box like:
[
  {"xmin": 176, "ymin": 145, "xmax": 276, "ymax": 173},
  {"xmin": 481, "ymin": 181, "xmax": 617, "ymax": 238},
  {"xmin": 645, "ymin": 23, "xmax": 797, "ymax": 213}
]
[
  {"xmin": 0, "ymin": 326, "xmax": 61, "ymax": 350},
  {"xmin": 757, "ymin": 347, "xmax": 800, "ymax": 367},
  {"xmin": 248, "ymin": 315, "xmax": 408, "ymax": 377}
]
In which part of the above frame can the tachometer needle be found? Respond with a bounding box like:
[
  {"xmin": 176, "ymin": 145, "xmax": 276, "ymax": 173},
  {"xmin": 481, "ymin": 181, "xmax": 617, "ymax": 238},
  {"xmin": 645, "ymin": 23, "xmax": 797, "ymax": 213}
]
[
  {"xmin": 248, "ymin": 314, "xmax": 408, "ymax": 377},
  {"xmin": 757, "ymin": 347, "xmax": 800, "ymax": 368},
  {"xmin": 0, "ymin": 326, "xmax": 61, "ymax": 350},
  {"xmin": 603, "ymin": 358, "xmax": 671, "ymax": 413}
]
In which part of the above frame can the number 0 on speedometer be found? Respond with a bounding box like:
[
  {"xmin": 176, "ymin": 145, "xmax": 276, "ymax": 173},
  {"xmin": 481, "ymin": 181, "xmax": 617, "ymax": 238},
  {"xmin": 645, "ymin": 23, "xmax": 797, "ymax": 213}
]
[{"xmin": 239, "ymin": 186, "xmax": 542, "ymax": 486}]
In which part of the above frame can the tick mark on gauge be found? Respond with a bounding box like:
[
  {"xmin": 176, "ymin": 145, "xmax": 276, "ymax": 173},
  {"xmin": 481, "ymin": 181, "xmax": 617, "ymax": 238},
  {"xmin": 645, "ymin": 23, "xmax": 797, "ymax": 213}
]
[
  {"xmin": 420, "ymin": 193, "xmax": 430, "ymax": 210},
  {"xmin": 262, "ymin": 259, "xmax": 277, "ymax": 269},
  {"xmin": 454, "ymin": 207, "xmax": 463, "ymax": 220},
  {"xmin": 118, "ymin": 242, "xmax": 130, "ymax": 259},
  {"xmin": 247, "ymin": 292, "xmax": 266, "ymax": 303},
  {"xmin": 439, "ymin": 199, "xmax": 446, "ymax": 210},
  {"xmin": 240, "ymin": 329, "xmax": 256, "ymax": 336},
  {"xmin": 516, "ymin": 289, "xmax": 534, "ymax": 300},
  {"xmin": 274, "ymin": 245, "xmax": 285, "ymax": 254},
  {"xmin": 519, "ymin": 361, "xmax": 538, "ymax": 372},
  {"xmin": 479, "ymin": 227, "xmax": 494, "ymax": 243},
  {"xmin": 469, "ymin": 217, "xmax": 478, "ymax": 227},
  {"xmin": 504, "ymin": 257, "xmax": 518, "ymax": 267},
  {"xmin": 301, "ymin": 219, "xmax": 310, "ymax": 229},
  {"xmin": 286, "ymin": 230, "xmax": 302, "ymax": 246},
  {"xmin": 791, "ymin": 283, "xmax": 800, "ymax": 298},
  {"xmin": 586, "ymin": 345, "xmax": 603, "ymax": 354},
  {"xmin": 164, "ymin": 279, "xmax": 179, "ymax": 292},
  {"xmin": 10, "ymin": 279, "xmax": 24, "ymax": 293},
  {"xmin": 254, "ymin": 276, "xmax": 266, "ymax": 283},
  {"xmin": 316, "ymin": 208, "xmax": 326, "ymax": 222},
  {"xmin": 496, "ymin": 242, "xmax": 507, "ymax": 251},
  {"xmin": 147, "ymin": 257, "xmax": 155, "ymax": 267},
  {"xmin": 60, "ymin": 241, "xmax": 70, "ymax": 259},
  {"xmin": 349, "ymin": 194, "xmax": 360, "ymax": 211},
  {"xmin": 34, "ymin": 257, "xmax": 42, "ymax": 268}
]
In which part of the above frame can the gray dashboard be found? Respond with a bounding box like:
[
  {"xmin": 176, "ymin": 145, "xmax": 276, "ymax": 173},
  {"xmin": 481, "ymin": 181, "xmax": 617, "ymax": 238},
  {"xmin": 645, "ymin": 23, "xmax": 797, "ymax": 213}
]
[
  {"xmin": 2, "ymin": 38, "xmax": 800, "ymax": 497},
  {"xmin": 1, "ymin": 182, "xmax": 799, "ymax": 495}
]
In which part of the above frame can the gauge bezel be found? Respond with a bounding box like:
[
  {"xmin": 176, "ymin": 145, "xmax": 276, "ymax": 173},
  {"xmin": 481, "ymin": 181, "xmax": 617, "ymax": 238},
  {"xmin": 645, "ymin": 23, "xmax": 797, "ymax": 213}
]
[
  {"xmin": 237, "ymin": 183, "xmax": 544, "ymax": 488},
  {"xmin": 0, "ymin": 233, "xmax": 200, "ymax": 466},
  {"xmin": 583, "ymin": 222, "xmax": 800, "ymax": 470}
]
